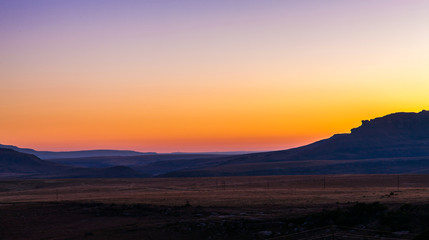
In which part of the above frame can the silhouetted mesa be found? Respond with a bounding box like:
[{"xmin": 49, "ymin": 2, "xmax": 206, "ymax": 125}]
[{"xmin": 158, "ymin": 110, "xmax": 429, "ymax": 177}]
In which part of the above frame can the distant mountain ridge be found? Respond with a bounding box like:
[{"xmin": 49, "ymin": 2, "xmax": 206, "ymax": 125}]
[
  {"xmin": 0, "ymin": 144, "xmax": 155, "ymax": 159},
  {"xmin": 49, "ymin": 153, "xmax": 231, "ymax": 169},
  {"xmin": 2, "ymin": 110, "xmax": 429, "ymax": 178}
]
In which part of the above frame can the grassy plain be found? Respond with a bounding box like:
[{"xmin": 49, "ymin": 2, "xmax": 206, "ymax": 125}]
[{"xmin": 1, "ymin": 175, "xmax": 429, "ymax": 207}]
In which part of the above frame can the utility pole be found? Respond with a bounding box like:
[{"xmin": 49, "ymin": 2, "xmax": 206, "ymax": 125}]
[{"xmin": 397, "ymin": 175, "xmax": 400, "ymax": 191}]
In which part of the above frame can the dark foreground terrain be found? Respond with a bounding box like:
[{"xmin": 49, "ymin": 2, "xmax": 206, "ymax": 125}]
[{"xmin": 1, "ymin": 175, "xmax": 429, "ymax": 239}]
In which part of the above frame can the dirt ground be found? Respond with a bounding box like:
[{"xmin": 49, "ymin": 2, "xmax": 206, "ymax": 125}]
[{"xmin": 1, "ymin": 175, "xmax": 429, "ymax": 239}]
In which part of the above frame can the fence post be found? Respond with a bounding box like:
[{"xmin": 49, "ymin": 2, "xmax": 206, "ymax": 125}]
[{"xmin": 324, "ymin": 176, "xmax": 326, "ymax": 190}]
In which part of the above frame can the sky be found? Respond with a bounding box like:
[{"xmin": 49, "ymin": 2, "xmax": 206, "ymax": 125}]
[{"xmin": 1, "ymin": 0, "xmax": 429, "ymax": 152}]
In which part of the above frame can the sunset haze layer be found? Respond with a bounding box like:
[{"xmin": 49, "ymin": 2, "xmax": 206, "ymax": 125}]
[{"xmin": 1, "ymin": 0, "xmax": 429, "ymax": 152}]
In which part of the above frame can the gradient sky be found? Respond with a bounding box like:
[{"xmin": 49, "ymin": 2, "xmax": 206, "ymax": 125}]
[{"xmin": 1, "ymin": 0, "xmax": 429, "ymax": 152}]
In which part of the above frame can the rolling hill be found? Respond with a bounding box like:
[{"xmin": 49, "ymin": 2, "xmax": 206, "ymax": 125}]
[{"xmin": 48, "ymin": 153, "xmax": 231, "ymax": 169}]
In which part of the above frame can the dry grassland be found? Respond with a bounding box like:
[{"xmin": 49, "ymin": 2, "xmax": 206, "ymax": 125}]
[{"xmin": 1, "ymin": 175, "xmax": 429, "ymax": 209}]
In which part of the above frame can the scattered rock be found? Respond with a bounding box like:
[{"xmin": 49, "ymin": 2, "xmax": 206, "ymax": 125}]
[
  {"xmin": 197, "ymin": 223, "xmax": 207, "ymax": 228},
  {"xmin": 210, "ymin": 212, "xmax": 219, "ymax": 216},
  {"xmin": 393, "ymin": 231, "xmax": 409, "ymax": 236},
  {"xmin": 258, "ymin": 230, "xmax": 272, "ymax": 237}
]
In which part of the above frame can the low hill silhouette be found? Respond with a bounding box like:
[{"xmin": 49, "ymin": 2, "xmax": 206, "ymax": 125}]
[
  {"xmin": 0, "ymin": 144, "xmax": 155, "ymax": 159},
  {"xmin": 0, "ymin": 148, "xmax": 72, "ymax": 178},
  {"xmin": 0, "ymin": 148, "xmax": 146, "ymax": 178}
]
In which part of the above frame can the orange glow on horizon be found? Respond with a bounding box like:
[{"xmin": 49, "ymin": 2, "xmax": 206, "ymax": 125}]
[{"xmin": 1, "ymin": 1, "xmax": 429, "ymax": 152}]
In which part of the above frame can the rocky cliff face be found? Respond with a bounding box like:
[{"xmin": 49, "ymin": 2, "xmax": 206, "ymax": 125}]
[{"xmin": 351, "ymin": 110, "xmax": 429, "ymax": 139}]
